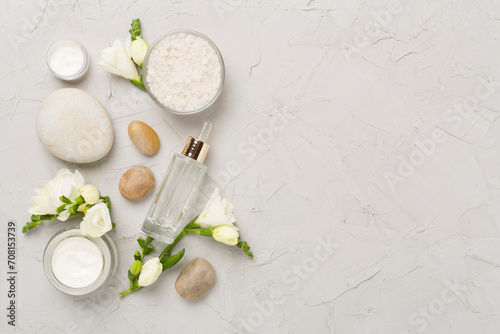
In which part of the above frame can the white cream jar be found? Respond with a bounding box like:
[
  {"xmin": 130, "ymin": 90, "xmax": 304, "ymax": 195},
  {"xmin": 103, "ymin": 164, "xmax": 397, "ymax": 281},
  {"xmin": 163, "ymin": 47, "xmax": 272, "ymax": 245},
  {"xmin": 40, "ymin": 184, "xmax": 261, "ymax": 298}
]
[
  {"xmin": 43, "ymin": 225, "xmax": 118, "ymax": 296},
  {"xmin": 46, "ymin": 40, "xmax": 90, "ymax": 80}
]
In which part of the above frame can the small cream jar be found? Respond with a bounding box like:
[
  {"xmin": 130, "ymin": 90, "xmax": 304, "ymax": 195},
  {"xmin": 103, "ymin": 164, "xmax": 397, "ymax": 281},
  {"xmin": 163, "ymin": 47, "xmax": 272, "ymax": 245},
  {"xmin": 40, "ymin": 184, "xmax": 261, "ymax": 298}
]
[
  {"xmin": 46, "ymin": 40, "xmax": 90, "ymax": 80},
  {"xmin": 43, "ymin": 225, "xmax": 118, "ymax": 296}
]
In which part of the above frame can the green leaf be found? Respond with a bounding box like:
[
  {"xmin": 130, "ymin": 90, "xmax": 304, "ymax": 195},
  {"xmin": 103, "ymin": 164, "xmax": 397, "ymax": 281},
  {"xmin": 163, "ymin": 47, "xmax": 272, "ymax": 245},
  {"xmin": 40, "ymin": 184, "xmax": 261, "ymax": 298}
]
[
  {"xmin": 56, "ymin": 204, "xmax": 67, "ymax": 214},
  {"xmin": 134, "ymin": 250, "xmax": 141, "ymax": 261},
  {"xmin": 22, "ymin": 221, "xmax": 40, "ymax": 233},
  {"xmin": 143, "ymin": 244, "xmax": 154, "ymax": 255},
  {"xmin": 145, "ymin": 236, "xmax": 153, "ymax": 245},
  {"xmin": 32, "ymin": 214, "xmax": 53, "ymax": 222},
  {"xmin": 100, "ymin": 195, "xmax": 112, "ymax": 212},
  {"xmin": 160, "ymin": 248, "xmax": 185, "ymax": 271},
  {"xmin": 128, "ymin": 269, "xmax": 137, "ymax": 281},
  {"xmin": 237, "ymin": 240, "xmax": 254, "ymax": 258},
  {"xmin": 130, "ymin": 76, "xmax": 146, "ymax": 91},
  {"xmin": 112, "ymin": 221, "xmax": 116, "ymax": 229},
  {"xmin": 74, "ymin": 196, "xmax": 84, "ymax": 205},
  {"xmin": 68, "ymin": 204, "xmax": 79, "ymax": 214},
  {"xmin": 137, "ymin": 237, "xmax": 146, "ymax": 249},
  {"xmin": 129, "ymin": 18, "xmax": 141, "ymax": 41},
  {"xmin": 59, "ymin": 196, "xmax": 72, "ymax": 204}
]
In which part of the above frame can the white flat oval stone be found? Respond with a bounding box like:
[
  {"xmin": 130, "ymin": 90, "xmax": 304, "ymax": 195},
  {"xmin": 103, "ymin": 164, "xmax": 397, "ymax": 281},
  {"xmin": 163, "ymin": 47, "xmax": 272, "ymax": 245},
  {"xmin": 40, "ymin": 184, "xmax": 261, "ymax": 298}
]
[{"xmin": 36, "ymin": 88, "xmax": 114, "ymax": 163}]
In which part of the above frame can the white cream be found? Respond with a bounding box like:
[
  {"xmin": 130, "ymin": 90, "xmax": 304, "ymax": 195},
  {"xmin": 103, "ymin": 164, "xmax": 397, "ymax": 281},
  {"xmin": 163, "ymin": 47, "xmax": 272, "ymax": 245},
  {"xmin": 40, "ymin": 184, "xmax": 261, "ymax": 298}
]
[
  {"xmin": 49, "ymin": 41, "xmax": 85, "ymax": 76},
  {"xmin": 51, "ymin": 237, "xmax": 103, "ymax": 288}
]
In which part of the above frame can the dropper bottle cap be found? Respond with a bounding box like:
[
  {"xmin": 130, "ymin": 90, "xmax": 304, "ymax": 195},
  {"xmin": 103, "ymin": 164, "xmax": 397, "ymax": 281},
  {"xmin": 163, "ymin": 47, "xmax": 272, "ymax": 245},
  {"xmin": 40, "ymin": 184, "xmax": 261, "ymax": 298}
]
[{"xmin": 181, "ymin": 121, "xmax": 212, "ymax": 163}]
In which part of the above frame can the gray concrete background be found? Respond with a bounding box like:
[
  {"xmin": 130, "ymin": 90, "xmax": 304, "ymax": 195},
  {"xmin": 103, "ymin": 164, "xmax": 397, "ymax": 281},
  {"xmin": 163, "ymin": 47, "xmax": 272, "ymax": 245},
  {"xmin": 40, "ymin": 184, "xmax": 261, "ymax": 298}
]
[{"xmin": 1, "ymin": 0, "xmax": 500, "ymax": 333}]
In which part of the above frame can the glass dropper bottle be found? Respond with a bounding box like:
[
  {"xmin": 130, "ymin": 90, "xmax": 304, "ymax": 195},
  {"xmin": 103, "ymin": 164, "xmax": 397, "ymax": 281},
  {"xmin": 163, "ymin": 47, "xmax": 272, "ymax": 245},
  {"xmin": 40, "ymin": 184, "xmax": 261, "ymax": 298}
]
[{"xmin": 142, "ymin": 121, "xmax": 212, "ymax": 244}]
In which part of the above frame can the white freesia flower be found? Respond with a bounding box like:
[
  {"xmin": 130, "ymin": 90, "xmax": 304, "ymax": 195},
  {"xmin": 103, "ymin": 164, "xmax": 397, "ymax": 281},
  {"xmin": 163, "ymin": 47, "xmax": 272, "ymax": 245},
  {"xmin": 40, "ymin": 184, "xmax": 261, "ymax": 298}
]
[
  {"xmin": 79, "ymin": 184, "xmax": 100, "ymax": 205},
  {"xmin": 97, "ymin": 39, "xmax": 140, "ymax": 81},
  {"xmin": 58, "ymin": 210, "xmax": 71, "ymax": 221},
  {"xmin": 28, "ymin": 182, "xmax": 58, "ymax": 216},
  {"xmin": 138, "ymin": 257, "xmax": 163, "ymax": 287},
  {"xmin": 213, "ymin": 225, "xmax": 239, "ymax": 246},
  {"xmin": 131, "ymin": 37, "xmax": 149, "ymax": 67},
  {"xmin": 197, "ymin": 188, "xmax": 237, "ymax": 229},
  {"xmin": 125, "ymin": 36, "xmax": 132, "ymax": 59},
  {"xmin": 80, "ymin": 203, "xmax": 112, "ymax": 237},
  {"xmin": 28, "ymin": 169, "xmax": 84, "ymax": 216}
]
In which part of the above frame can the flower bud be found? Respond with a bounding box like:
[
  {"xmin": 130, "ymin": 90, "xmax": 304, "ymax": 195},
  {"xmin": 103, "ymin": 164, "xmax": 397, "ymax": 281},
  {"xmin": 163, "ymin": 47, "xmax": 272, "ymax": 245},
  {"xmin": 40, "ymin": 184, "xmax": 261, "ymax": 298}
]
[
  {"xmin": 131, "ymin": 37, "xmax": 149, "ymax": 67},
  {"xmin": 138, "ymin": 257, "xmax": 162, "ymax": 287},
  {"xmin": 212, "ymin": 225, "xmax": 239, "ymax": 246},
  {"xmin": 79, "ymin": 184, "xmax": 100, "ymax": 205},
  {"xmin": 130, "ymin": 260, "xmax": 143, "ymax": 276}
]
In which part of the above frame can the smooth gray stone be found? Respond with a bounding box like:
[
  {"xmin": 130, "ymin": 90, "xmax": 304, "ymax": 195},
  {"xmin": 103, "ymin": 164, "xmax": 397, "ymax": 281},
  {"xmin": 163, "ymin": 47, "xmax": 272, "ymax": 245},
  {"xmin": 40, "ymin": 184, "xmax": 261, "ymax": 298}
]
[{"xmin": 36, "ymin": 88, "xmax": 114, "ymax": 163}]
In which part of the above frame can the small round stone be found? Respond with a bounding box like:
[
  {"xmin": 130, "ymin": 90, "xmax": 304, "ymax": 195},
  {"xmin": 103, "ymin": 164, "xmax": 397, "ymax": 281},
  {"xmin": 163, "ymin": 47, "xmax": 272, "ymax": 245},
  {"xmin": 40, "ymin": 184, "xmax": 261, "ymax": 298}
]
[
  {"xmin": 175, "ymin": 258, "xmax": 216, "ymax": 301},
  {"xmin": 128, "ymin": 121, "xmax": 160, "ymax": 155},
  {"xmin": 119, "ymin": 166, "xmax": 155, "ymax": 200},
  {"xmin": 36, "ymin": 88, "xmax": 114, "ymax": 163}
]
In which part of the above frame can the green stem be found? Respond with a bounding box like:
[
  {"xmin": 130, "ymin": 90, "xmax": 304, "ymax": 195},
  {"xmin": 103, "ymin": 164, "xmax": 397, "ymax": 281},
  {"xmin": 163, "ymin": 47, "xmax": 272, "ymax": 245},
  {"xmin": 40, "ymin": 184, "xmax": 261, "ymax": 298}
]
[
  {"xmin": 158, "ymin": 216, "xmax": 199, "ymax": 261},
  {"xmin": 185, "ymin": 229, "xmax": 202, "ymax": 234},
  {"xmin": 131, "ymin": 76, "xmax": 146, "ymax": 91},
  {"xmin": 69, "ymin": 212, "xmax": 84, "ymax": 219},
  {"xmin": 22, "ymin": 214, "xmax": 58, "ymax": 233},
  {"xmin": 120, "ymin": 276, "xmax": 141, "ymax": 297},
  {"xmin": 22, "ymin": 220, "xmax": 42, "ymax": 233},
  {"xmin": 159, "ymin": 228, "xmax": 187, "ymax": 261},
  {"xmin": 120, "ymin": 288, "xmax": 133, "ymax": 297}
]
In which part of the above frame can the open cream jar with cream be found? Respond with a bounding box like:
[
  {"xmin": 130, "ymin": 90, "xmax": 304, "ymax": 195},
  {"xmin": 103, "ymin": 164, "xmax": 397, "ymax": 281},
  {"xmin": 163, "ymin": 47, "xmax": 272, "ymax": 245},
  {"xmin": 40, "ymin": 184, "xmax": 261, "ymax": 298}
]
[
  {"xmin": 46, "ymin": 40, "xmax": 90, "ymax": 81},
  {"xmin": 43, "ymin": 225, "xmax": 118, "ymax": 296}
]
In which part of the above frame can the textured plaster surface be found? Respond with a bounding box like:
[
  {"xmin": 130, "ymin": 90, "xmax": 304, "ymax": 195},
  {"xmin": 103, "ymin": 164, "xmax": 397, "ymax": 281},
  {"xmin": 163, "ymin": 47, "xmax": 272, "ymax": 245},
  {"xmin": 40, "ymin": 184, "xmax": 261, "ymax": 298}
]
[{"xmin": 1, "ymin": 0, "xmax": 500, "ymax": 333}]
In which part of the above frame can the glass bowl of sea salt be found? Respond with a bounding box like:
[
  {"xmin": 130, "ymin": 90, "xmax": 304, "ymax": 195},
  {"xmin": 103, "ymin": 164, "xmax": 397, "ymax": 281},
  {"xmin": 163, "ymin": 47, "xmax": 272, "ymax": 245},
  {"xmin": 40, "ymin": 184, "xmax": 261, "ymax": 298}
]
[{"xmin": 142, "ymin": 30, "xmax": 225, "ymax": 115}]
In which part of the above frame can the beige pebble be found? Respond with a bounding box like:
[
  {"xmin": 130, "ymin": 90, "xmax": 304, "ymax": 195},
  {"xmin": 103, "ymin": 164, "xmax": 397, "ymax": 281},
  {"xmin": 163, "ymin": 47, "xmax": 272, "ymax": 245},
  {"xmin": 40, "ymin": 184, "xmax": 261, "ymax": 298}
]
[
  {"xmin": 128, "ymin": 121, "xmax": 160, "ymax": 155},
  {"xmin": 119, "ymin": 166, "xmax": 155, "ymax": 200},
  {"xmin": 175, "ymin": 258, "xmax": 216, "ymax": 301}
]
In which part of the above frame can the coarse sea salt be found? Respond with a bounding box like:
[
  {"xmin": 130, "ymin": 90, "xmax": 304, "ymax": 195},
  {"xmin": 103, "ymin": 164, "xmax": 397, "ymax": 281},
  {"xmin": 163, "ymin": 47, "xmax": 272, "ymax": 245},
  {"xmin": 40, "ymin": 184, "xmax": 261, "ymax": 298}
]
[{"xmin": 146, "ymin": 33, "xmax": 222, "ymax": 112}]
